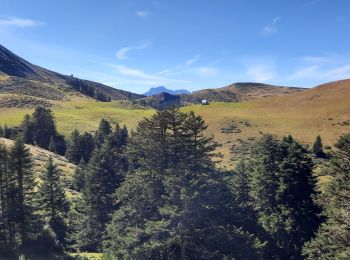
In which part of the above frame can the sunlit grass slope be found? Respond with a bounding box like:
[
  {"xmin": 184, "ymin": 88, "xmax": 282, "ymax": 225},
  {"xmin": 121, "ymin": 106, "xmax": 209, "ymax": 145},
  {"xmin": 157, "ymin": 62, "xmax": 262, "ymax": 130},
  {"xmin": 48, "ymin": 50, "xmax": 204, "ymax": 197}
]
[
  {"xmin": 0, "ymin": 97, "xmax": 155, "ymax": 135},
  {"xmin": 183, "ymin": 79, "xmax": 350, "ymax": 167}
]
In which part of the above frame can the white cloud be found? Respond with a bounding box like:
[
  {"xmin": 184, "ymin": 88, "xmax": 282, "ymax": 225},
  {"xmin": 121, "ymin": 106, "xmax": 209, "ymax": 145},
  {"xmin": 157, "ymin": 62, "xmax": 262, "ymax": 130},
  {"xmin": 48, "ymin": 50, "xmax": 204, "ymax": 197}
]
[
  {"xmin": 261, "ymin": 17, "xmax": 280, "ymax": 36},
  {"xmin": 116, "ymin": 42, "xmax": 150, "ymax": 60},
  {"xmin": 111, "ymin": 64, "xmax": 191, "ymax": 85},
  {"xmin": 289, "ymin": 65, "xmax": 350, "ymax": 81},
  {"xmin": 196, "ymin": 66, "xmax": 218, "ymax": 77},
  {"xmin": 0, "ymin": 17, "xmax": 45, "ymax": 27},
  {"xmin": 157, "ymin": 55, "xmax": 200, "ymax": 76},
  {"xmin": 246, "ymin": 64, "xmax": 276, "ymax": 82},
  {"xmin": 136, "ymin": 11, "xmax": 152, "ymax": 17}
]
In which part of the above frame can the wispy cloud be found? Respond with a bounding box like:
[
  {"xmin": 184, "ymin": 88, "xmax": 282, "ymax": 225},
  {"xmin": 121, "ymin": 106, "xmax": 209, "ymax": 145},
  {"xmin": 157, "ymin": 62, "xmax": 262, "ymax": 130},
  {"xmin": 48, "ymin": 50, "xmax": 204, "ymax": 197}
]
[
  {"xmin": 261, "ymin": 17, "xmax": 280, "ymax": 36},
  {"xmin": 288, "ymin": 65, "xmax": 350, "ymax": 81},
  {"xmin": 0, "ymin": 17, "xmax": 45, "ymax": 27},
  {"xmin": 246, "ymin": 64, "xmax": 276, "ymax": 82},
  {"xmin": 116, "ymin": 42, "xmax": 150, "ymax": 60},
  {"xmin": 157, "ymin": 55, "xmax": 200, "ymax": 76},
  {"xmin": 111, "ymin": 64, "xmax": 191, "ymax": 85},
  {"xmin": 136, "ymin": 11, "xmax": 152, "ymax": 17},
  {"xmin": 196, "ymin": 67, "xmax": 219, "ymax": 77}
]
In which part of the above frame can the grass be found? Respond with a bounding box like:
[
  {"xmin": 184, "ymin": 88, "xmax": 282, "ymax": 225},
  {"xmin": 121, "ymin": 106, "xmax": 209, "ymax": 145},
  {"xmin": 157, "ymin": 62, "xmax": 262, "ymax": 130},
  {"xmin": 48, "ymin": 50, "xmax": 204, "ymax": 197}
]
[
  {"xmin": 0, "ymin": 97, "xmax": 155, "ymax": 135},
  {"xmin": 69, "ymin": 252, "xmax": 103, "ymax": 259},
  {"xmin": 182, "ymin": 85, "xmax": 350, "ymax": 168}
]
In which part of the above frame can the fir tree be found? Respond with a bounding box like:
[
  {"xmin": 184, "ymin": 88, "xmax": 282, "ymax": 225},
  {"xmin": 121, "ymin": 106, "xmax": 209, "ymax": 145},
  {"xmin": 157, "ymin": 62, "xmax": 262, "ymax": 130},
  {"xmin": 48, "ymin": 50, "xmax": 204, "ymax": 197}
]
[
  {"xmin": 313, "ymin": 135, "xmax": 325, "ymax": 158},
  {"xmin": 0, "ymin": 143, "xmax": 9, "ymax": 250},
  {"xmin": 8, "ymin": 138, "xmax": 38, "ymax": 245},
  {"xmin": 79, "ymin": 132, "xmax": 95, "ymax": 163},
  {"xmin": 95, "ymin": 119, "xmax": 112, "ymax": 147},
  {"xmin": 104, "ymin": 108, "xmax": 265, "ymax": 259},
  {"xmin": 31, "ymin": 106, "xmax": 57, "ymax": 149},
  {"xmin": 65, "ymin": 130, "xmax": 82, "ymax": 164},
  {"xmin": 48, "ymin": 136, "xmax": 56, "ymax": 153},
  {"xmin": 303, "ymin": 133, "xmax": 350, "ymax": 259},
  {"xmin": 38, "ymin": 157, "xmax": 69, "ymax": 246},
  {"xmin": 248, "ymin": 134, "xmax": 321, "ymax": 259},
  {"xmin": 76, "ymin": 141, "xmax": 124, "ymax": 251},
  {"xmin": 21, "ymin": 114, "xmax": 34, "ymax": 145}
]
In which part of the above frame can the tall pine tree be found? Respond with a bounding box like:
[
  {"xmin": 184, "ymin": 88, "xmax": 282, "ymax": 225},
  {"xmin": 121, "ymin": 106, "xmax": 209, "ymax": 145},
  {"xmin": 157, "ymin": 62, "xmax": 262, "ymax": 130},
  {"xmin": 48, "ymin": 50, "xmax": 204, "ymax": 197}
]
[
  {"xmin": 38, "ymin": 157, "xmax": 69, "ymax": 246},
  {"xmin": 303, "ymin": 133, "xmax": 350, "ymax": 259}
]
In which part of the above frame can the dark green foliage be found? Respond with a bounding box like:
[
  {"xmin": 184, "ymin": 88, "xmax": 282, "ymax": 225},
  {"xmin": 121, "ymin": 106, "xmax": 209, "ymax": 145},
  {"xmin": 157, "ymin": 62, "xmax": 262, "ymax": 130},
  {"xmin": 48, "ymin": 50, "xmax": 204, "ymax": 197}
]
[
  {"xmin": 8, "ymin": 139, "xmax": 39, "ymax": 247},
  {"xmin": 72, "ymin": 160, "xmax": 86, "ymax": 192},
  {"xmin": 303, "ymin": 134, "xmax": 350, "ymax": 259},
  {"xmin": 0, "ymin": 126, "xmax": 3, "ymax": 137},
  {"xmin": 0, "ymin": 142, "xmax": 10, "ymax": 250},
  {"xmin": 246, "ymin": 134, "xmax": 321, "ymax": 259},
  {"xmin": 38, "ymin": 157, "xmax": 69, "ymax": 246},
  {"xmin": 80, "ymin": 132, "xmax": 95, "ymax": 163},
  {"xmin": 21, "ymin": 114, "xmax": 35, "ymax": 144},
  {"xmin": 4, "ymin": 124, "xmax": 12, "ymax": 138},
  {"xmin": 104, "ymin": 108, "xmax": 265, "ymax": 259},
  {"xmin": 53, "ymin": 134, "xmax": 67, "ymax": 156},
  {"xmin": 19, "ymin": 107, "xmax": 66, "ymax": 155},
  {"xmin": 313, "ymin": 135, "xmax": 325, "ymax": 158},
  {"xmin": 65, "ymin": 130, "xmax": 95, "ymax": 164},
  {"xmin": 49, "ymin": 136, "xmax": 56, "ymax": 152},
  {"xmin": 65, "ymin": 130, "xmax": 82, "ymax": 164},
  {"xmin": 31, "ymin": 106, "xmax": 57, "ymax": 149},
  {"xmin": 74, "ymin": 137, "xmax": 127, "ymax": 251},
  {"xmin": 66, "ymin": 76, "xmax": 111, "ymax": 102},
  {"xmin": 95, "ymin": 119, "xmax": 112, "ymax": 148}
]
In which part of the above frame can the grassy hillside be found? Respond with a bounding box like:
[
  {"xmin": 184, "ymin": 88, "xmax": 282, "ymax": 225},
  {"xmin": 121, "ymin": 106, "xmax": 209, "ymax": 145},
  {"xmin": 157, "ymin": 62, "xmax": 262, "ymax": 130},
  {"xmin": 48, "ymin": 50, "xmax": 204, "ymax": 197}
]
[
  {"xmin": 180, "ymin": 82, "xmax": 305, "ymax": 104},
  {"xmin": 0, "ymin": 97, "xmax": 155, "ymax": 135},
  {"xmin": 182, "ymin": 79, "xmax": 350, "ymax": 168},
  {"xmin": 0, "ymin": 44, "xmax": 143, "ymax": 101},
  {"xmin": 0, "ymin": 137, "xmax": 75, "ymax": 178},
  {"xmin": 1, "ymin": 78, "xmax": 350, "ymax": 170}
]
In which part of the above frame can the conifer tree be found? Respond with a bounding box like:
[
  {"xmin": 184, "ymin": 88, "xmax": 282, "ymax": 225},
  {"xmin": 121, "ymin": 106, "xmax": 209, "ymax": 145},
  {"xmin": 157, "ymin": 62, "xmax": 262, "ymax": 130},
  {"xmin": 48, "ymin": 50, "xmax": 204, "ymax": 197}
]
[
  {"xmin": 248, "ymin": 134, "xmax": 321, "ymax": 259},
  {"xmin": 21, "ymin": 114, "xmax": 34, "ymax": 145},
  {"xmin": 38, "ymin": 157, "xmax": 69, "ymax": 246},
  {"xmin": 31, "ymin": 106, "xmax": 57, "ymax": 149},
  {"xmin": 0, "ymin": 143, "xmax": 9, "ymax": 249},
  {"xmin": 79, "ymin": 132, "xmax": 95, "ymax": 163},
  {"xmin": 303, "ymin": 133, "xmax": 350, "ymax": 259},
  {"xmin": 313, "ymin": 135, "xmax": 325, "ymax": 157},
  {"xmin": 104, "ymin": 108, "xmax": 265, "ymax": 259},
  {"xmin": 0, "ymin": 126, "xmax": 3, "ymax": 137},
  {"xmin": 76, "ymin": 141, "xmax": 124, "ymax": 251},
  {"xmin": 8, "ymin": 138, "xmax": 38, "ymax": 245},
  {"xmin": 48, "ymin": 136, "xmax": 56, "ymax": 153},
  {"xmin": 3, "ymin": 124, "xmax": 11, "ymax": 139},
  {"xmin": 95, "ymin": 119, "xmax": 112, "ymax": 147},
  {"xmin": 72, "ymin": 160, "xmax": 86, "ymax": 192},
  {"xmin": 65, "ymin": 130, "xmax": 82, "ymax": 164}
]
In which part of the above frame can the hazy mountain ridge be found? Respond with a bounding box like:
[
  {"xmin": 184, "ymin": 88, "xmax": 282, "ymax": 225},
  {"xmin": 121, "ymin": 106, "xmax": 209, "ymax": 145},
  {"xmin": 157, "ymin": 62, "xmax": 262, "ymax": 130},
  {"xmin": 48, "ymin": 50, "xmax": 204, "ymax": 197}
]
[{"xmin": 143, "ymin": 86, "xmax": 190, "ymax": 96}]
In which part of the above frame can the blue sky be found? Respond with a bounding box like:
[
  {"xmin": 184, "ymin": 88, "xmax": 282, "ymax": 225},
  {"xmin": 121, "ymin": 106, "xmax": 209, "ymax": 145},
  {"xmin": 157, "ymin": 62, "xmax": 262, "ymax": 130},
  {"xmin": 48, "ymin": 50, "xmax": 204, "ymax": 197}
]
[{"xmin": 1, "ymin": 0, "xmax": 350, "ymax": 93}]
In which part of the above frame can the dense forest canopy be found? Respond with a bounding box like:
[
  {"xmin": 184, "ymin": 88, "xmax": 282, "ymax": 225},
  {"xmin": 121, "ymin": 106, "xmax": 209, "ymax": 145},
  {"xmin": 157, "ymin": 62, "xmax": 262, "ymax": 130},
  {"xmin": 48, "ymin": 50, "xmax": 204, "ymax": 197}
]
[{"xmin": 0, "ymin": 107, "xmax": 349, "ymax": 259}]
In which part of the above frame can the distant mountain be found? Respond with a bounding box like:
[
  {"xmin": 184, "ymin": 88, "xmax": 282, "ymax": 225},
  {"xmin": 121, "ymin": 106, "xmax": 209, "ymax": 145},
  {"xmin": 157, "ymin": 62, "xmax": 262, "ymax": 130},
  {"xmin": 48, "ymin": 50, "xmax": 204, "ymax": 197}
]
[
  {"xmin": 138, "ymin": 92, "xmax": 180, "ymax": 110},
  {"xmin": 0, "ymin": 44, "xmax": 143, "ymax": 101},
  {"xmin": 180, "ymin": 82, "xmax": 305, "ymax": 104},
  {"xmin": 143, "ymin": 86, "xmax": 190, "ymax": 96}
]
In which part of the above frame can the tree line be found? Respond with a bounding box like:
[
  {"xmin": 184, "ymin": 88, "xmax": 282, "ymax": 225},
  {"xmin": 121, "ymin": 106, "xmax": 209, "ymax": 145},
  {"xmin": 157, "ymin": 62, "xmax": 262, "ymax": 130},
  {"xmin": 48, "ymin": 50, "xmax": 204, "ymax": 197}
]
[
  {"xmin": 66, "ymin": 75, "xmax": 112, "ymax": 102},
  {"xmin": 0, "ymin": 107, "xmax": 349, "ymax": 259}
]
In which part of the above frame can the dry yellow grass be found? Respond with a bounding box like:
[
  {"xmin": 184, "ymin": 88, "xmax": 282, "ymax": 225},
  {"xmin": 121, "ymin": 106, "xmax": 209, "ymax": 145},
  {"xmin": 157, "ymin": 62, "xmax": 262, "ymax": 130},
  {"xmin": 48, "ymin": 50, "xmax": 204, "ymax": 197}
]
[
  {"xmin": 0, "ymin": 137, "xmax": 76, "ymax": 178},
  {"xmin": 183, "ymin": 79, "xmax": 350, "ymax": 168}
]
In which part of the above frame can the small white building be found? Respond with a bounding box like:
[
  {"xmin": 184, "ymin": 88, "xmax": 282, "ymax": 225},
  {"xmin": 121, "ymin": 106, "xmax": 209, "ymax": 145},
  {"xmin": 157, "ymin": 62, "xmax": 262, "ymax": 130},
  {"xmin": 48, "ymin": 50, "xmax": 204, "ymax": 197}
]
[{"xmin": 202, "ymin": 99, "xmax": 208, "ymax": 105}]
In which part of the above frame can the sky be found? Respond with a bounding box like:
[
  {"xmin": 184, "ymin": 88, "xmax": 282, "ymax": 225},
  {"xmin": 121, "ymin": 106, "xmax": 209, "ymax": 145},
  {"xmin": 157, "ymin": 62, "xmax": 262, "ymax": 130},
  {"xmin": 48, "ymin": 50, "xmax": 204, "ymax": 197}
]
[{"xmin": 0, "ymin": 0, "xmax": 350, "ymax": 93}]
